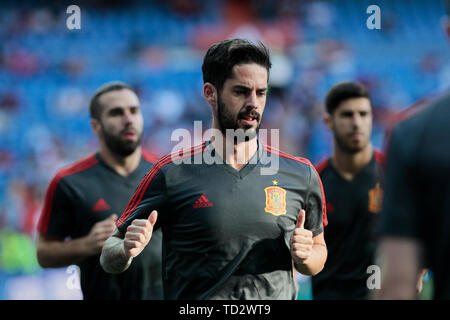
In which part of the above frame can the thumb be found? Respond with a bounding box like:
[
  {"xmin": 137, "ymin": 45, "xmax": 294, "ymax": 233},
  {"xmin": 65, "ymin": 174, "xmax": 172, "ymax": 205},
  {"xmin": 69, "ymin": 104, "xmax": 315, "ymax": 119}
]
[
  {"xmin": 296, "ymin": 209, "xmax": 306, "ymax": 229},
  {"xmin": 148, "ymin": 210, "xmax": 158, "ymax": 227},
  {"xmin": 110, "ymin": 214, "xmax": 118, "ymax": 221}
]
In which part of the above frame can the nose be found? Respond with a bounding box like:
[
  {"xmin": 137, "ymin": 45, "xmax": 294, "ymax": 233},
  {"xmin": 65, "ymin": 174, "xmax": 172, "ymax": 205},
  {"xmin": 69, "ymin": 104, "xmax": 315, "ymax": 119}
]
[
  {"xmin": 123, "ymin": 110, "xmax": 135, "ymax": 125},
  {"xmin": 352, "ymin": 113, "xmax": 362, "ymax": 128},
  {"xmin": 245, "ymin": 90, "xmax": 258, "ymax": 109}
]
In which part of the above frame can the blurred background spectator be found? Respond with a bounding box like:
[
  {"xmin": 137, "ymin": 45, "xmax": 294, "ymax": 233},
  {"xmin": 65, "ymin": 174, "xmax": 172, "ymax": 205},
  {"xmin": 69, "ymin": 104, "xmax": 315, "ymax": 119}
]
[{"xmin": 0, "ymin": 0, "xmax": 447, "ymax": 299}]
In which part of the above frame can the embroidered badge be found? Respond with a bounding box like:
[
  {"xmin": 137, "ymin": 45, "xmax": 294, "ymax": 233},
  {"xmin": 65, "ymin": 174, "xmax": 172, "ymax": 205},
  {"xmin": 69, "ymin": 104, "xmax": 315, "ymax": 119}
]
[
  {"xmin": 368, "ymin": 182, "xmax": 383, "ymax": 213},
  {"xmin": 264, "ymin": 185, "xmax": 287, "ymax": 216}
]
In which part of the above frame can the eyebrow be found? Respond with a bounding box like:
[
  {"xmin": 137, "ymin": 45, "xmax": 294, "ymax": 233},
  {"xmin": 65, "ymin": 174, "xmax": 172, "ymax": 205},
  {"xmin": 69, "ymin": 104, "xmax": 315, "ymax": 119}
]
[
  {"xmin": 109, "ymin": 105, "xmax": 140, "ymax": 110},
  {"xmin": 107, "ymin": 105, "xmax": 140, "ymax": 113},
  {"xmin": 232, "ymin": 85, "xmax": 267, "ymax": 91},
  {"xmin": 339, "ymin": 109, "xmax": 370, "ymax": 115}
]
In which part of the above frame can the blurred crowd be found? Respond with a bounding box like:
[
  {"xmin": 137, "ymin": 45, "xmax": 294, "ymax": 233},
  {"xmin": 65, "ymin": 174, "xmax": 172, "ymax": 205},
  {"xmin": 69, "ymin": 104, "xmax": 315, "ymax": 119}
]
[{"xmin": 0, "ymin": 0, "xmax": 448, "ymax": 282}]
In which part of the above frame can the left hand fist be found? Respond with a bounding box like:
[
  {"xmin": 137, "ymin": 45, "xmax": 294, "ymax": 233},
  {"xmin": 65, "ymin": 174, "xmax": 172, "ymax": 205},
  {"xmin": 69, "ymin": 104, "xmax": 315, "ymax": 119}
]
[{"xmin": 290, "ymin": 209, "xmax": 314, "ymax": 265}]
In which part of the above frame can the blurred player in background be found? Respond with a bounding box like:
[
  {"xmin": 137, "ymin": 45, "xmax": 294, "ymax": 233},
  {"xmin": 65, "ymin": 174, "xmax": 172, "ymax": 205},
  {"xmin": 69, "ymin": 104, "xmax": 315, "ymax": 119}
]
[
  {"xmin": 100, "ymin": 39, "xmax": 327, "ymax": 300},
  {"xmin": 36, "ymin": 82, "xmax": 163, "ymax": 300},
  {"xmin": 311, "ymin": 82, "xmax": 384, "ymax": 299},
  {"xmin": 374, "ymin": 0, "xmax": 450, "ymax": 299}
]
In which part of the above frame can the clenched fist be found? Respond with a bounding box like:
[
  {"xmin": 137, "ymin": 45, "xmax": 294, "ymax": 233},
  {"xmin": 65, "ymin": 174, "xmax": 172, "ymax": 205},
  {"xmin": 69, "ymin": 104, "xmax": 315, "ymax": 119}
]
[
  {"xmin": 123, "ymin": 210, "xmax": 158, "ymax": 259},
  {"xmin": 85, "ymin": 214, "xmax": 118, "ymax": 255},
  {"xmin": 290, "ymin": 209, "xmax": 314, "ymax": 265}
]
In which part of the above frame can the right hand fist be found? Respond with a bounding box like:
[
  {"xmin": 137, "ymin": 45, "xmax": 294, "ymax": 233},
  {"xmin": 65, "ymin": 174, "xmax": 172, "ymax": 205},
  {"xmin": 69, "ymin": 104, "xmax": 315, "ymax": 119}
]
[
  {"xmin": 290, "ymin": 210, "xmax": 314, "ymax": 266},
  {"xmin": 86, "ymin": 214, "xmax": 118, "ymax": 255},
  {"xmin": 123, "ymin": 210, "xmax": 158, "ymax": 259}
]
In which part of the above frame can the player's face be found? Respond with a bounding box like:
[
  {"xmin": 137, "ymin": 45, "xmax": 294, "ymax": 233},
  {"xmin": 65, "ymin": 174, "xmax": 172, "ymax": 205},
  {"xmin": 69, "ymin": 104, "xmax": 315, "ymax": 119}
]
[
  {"xmin": 216, "ymin": 63, "xmax": 268, "ymax": 139},
  {"xmin": 97, "ymin": 89, "xmax": 144, "ymax": 157},
  {"xmin": 328, "ymin": 97, "xmax": 372, "ymax": 154}
]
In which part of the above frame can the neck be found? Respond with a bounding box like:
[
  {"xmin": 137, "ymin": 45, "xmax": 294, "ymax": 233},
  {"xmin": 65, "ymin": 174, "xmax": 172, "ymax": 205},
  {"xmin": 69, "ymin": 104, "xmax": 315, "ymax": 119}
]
[
  {"xmin": 98, "ymin": 144, "xmax": 142, "ymax": 176},
  {"xmin": 211, "ymin": 129, "xmax": 258, "ymax": 171},
  {"xmin": 331, "ymin": 144, "xmax": 373, "ymax": 181}
]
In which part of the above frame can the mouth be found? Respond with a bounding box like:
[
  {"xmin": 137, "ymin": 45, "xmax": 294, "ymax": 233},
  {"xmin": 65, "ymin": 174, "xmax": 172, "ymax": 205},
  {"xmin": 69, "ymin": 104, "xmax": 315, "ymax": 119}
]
[
  {"xmin": 239, "ymin": 116, "xmax": 257, "ymax": 125},
  {"xmin": 238, "ymin": 112, "xmax": 259, "ymax": 126},
  {"xmin": 349, "ymin": 132, "xmax": 362, "ymax": 140},
  {"xmin": 121, "ymin": 129, "xmax": 137, "ymax": 140}
]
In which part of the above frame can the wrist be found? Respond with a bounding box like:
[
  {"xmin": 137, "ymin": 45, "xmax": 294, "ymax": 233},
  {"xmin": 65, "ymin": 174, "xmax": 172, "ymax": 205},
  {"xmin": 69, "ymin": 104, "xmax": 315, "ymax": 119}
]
[
  {"xmin": 78, "ymin": 235, "xmax": 94, "ymax": 257},
  {"xmin": 294, "ymin": 259, "xmax": 313, "ymax": 275},
  {"xmin": 121, "ymin": 242, "xmax": 133, "ymax": 264}
]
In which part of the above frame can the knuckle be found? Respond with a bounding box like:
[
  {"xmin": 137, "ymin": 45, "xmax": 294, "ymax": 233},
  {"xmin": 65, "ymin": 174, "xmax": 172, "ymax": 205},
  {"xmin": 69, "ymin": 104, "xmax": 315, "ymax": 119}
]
[{"xmin": 125, "ymin": 233, "xmax": 133, "ymax": 240}]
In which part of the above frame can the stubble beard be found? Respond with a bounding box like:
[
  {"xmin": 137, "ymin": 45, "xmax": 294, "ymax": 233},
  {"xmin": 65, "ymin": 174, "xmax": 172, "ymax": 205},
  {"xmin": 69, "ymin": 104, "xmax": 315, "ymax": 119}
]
[
  {"xmin": 101, "ymin": 126, "xmax": 142, "ymax": 157},
  {"xmin": 334, "ymin": 130, "xmax": 369, "ymax": 154},
  {"xmin": 216, "ymin": 95, "xmax": 261, "ymax": 143}
]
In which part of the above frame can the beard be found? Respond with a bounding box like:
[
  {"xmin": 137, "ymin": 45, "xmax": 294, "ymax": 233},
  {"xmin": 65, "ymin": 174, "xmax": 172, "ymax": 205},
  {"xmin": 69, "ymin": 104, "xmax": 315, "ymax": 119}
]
[
  {"xmin": 101, "ymin": 126, "xmax": 142, "ymax": 157},
  {"xmin": 217, "ymin": 95, "xmax": 261, "ymax": 142},
  {"xmin": 334, "ymin": 130, "xmax": 369, "ymax": 154}
]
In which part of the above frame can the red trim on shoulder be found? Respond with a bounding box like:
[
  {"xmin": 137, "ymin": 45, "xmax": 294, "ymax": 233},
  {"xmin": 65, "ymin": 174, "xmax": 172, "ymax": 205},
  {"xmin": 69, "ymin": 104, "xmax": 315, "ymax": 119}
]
[
  {"xmin": 116, "ymin": 142, "xmax": 207, "ymax": 227},
  {"xmin": 263, "ymin": 144, "xmax": 328, "ymax": 228},
  {"xmin": 383, "ymin": 95, "xmax": 436, "ymax": 153},
  {"xmin": 37, "ymin": 155, "xmax": 98, "ymax": 235},
  {"xmin": 57, "ymin": 154, "xmax": 98, "ymax": 178},
  {"xmin": 263, "ymin": 144, "xmax": 310, "ymax": 165},
  {"xmin": 142, "ymin": 149, "xmax": 160, "ymax": 163},
  {"xmin": 314, "ymin": 158, "xmax": 330, "ymax": 174},
  {"xmin": 309, "ymin": 162, "xmax": 328, "ymax": 228},
  {"xmin": 374, "ymin": 149, "xmax": 386, "ymax": 169}
]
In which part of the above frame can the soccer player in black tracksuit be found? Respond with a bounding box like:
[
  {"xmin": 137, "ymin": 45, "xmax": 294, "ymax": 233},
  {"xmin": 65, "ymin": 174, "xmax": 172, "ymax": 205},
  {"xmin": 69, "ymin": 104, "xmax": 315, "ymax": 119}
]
[
  {"xmin": 374, "ymin": 1, "xmax": 450, "ymax": 300},
  {"xmin": 375, "ymin": 92, "xmax": 450, "ymax": 299},
  {"xmin": 36, "ymin": 82, "xmax": 163, "ymax": 300},
  {"xmin": 311, "ymin": 82, "xmax": 385, "ymax": 299},
  {"xmin": 100, "ymin": 39, "xmax": 328, "ymax": 300}
]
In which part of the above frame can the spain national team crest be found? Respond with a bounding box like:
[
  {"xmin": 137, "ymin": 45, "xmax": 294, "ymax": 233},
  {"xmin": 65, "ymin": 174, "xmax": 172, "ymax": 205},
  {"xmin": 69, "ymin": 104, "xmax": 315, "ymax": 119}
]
[
  {"xmin": 264, "ymin": 185, "xmax": 287, "ymax": 216},
  {"xmin": 368, "ymin": 183, "xmax": 383, "ymax": 214}
]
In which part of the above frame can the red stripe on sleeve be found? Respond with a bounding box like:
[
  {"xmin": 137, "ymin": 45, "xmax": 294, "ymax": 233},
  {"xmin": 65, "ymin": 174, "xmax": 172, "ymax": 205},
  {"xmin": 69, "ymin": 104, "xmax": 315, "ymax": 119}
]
[
  {"xmin": 120, "ymin": 152, "xmax": 174, "ymax": 224},
  {"xmin": 309, "ymin": 161, "xmax": 328, "ymax": 228},
  {"xmin": 116, "ymin": 143, "xmax": 207, "ymax": 227},
  {"xmin": 37, "ymin": 174, "xmax": 62, "ymax": 235},
  {"xmin": 142, "ymin": 149, "xmax": 160, "ymax": 163},
  {"xmin": 37, "ymin": 155, "xmax": 98, "ymax": 235},
  {"xmin": 118, "ymin": 142, "xmax": 206, "ymax": 226}
]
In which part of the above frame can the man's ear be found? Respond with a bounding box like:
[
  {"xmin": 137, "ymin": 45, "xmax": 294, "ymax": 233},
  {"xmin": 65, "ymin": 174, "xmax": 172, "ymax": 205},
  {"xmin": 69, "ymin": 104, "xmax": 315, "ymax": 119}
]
[
  {"xmin": 90, "ymin": 118, "xmax": 101, "ymax": 136},
  {"xmin": 323, "ymin": 112, "xmax": 333, "ymax": 130},
  {"xmin": 203, "ymin": 83, "xmax": 217, "ymax": 108}
]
